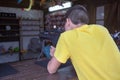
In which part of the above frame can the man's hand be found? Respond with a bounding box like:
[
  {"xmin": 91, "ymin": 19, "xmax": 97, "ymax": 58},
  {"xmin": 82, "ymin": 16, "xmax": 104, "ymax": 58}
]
[{"xmin": 50, "ymin": 46, "xmax": 56, "ymax": 57}]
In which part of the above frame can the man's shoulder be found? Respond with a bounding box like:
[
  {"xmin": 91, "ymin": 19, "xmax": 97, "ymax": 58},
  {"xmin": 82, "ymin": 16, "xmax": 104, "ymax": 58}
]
[
  {"xmin": 88, "ymin": 24, "xmax": 108, "ymax": 32},
  {"xmin": 89, "ymin": 24, "xmax": 107, "ymax": 29},
  {"xmin": 61, "ymin": 30, "xmax": 72, "ymax": 34}
]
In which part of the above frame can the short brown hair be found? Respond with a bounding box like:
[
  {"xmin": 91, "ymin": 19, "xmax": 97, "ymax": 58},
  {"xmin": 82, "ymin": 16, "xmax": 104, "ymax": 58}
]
[{"xmin": 65, "ymin": 5, "xmax": 89, "ymax": 24}]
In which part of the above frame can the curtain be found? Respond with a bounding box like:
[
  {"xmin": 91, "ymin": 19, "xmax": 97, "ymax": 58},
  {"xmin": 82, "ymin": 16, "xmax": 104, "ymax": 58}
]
[
  {"xmin": 87, "ymin": 5, "xmax": 96, "ymax": 24},
  {"xmin": 104, "ymin": 0, "xmax": 120, "ymax": 33}
]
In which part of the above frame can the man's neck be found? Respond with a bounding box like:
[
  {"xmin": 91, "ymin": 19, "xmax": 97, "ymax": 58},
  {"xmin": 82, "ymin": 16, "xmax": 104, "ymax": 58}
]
[{"xmin": 75, "ymin": 23, "xmax": 86, "ymax": 28}]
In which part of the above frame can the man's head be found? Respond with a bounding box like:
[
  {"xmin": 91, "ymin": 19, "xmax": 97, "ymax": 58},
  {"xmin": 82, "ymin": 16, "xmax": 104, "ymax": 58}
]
[{"xmin": 64, "ymin": 5, "xmax": 89, "ymax": 31}]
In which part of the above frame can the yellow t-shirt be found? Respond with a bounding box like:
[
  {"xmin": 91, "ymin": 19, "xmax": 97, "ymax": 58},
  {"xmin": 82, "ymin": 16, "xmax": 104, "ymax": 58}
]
[{"xmin": 54, "ymin": 24, "xmax": 120, "ymax": 80}]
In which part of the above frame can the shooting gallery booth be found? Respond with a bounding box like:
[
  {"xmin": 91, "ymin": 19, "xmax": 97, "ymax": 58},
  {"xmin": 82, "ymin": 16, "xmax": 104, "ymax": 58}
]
[{"xmin": 0, "ymin": 0, "xmax": 119, "ymax": 79}]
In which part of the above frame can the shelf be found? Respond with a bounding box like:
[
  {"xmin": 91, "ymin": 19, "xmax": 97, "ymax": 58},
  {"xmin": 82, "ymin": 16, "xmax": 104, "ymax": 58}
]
[
  {"xmin": 0, "ymin": 30, "xmax": 19, "ymax": 32},
  {"xmin": 0, "ymin": 17, "xmax": 19, "ymax": 20},
  {"xmin": 20, "ymin": 24, "xmax": 41, "ymax": 26},
  {"xmin": 0, "ymin": 52, "xmax": 19, "ymax": 55},
  {"xmin": 0, "ymin": 36, "xmax": 19, "ymax": 42},
  {"xmin": 0, "ymin": 35, "xmax": 19, "ymax": 37},
  {"xmin": 21, "ymin": 19, "xmax": 40, "ymax": 21},
  {"xmin": 20, "ymin": 34, "xmax": 40, "ymax": 36},
  {"xmin": 0, "ymin": 14, "xmax": 21, "ymax": 61},
  {"xmin": 0, "ymin": 17, "xmax": 20, "ymax": 42},
  {"xmin": 0, "ymin": 24, "xmax": 19, "ymax": 26},
  {"xmin": 20, "ymin": 30, "xmax": 40, "ymax": 31}
]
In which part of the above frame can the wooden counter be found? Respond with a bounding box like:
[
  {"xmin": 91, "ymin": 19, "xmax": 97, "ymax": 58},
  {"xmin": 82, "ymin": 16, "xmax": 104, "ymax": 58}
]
[{"xmin": 0, "ymin": 59, "xmax": 78, "ymax": 80}]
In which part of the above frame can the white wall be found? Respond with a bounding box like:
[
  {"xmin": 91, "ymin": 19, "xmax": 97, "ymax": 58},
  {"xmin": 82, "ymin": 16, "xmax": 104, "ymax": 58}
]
[{"xmin": 0, "ymin": 7, "xmax": 43, "ymax": 20}]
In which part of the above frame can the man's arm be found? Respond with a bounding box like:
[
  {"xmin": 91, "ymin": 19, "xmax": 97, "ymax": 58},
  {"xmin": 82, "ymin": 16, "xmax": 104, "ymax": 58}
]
[
  {"xmin": 47, "ymin": 56, "xmax": 61, "ymax": 74},
  {"xmin": 47, "ymin": 46, "xmax": 61, "ymax": 74}
]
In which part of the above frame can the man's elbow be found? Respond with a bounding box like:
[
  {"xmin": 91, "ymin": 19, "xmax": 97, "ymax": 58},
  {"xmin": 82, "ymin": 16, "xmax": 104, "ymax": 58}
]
[
  {"xmin": 47, "ymin": 66, "xmax": 56, "ymax": 74},
  {"xmin": 48, "ymin": 69, "xmax": 56, "ymax": 74}
]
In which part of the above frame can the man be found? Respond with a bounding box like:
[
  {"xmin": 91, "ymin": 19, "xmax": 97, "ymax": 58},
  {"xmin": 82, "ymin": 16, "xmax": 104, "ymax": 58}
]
[{"xmin": 47, "ymin": 5, "xmax": 120, "ymax": 80}]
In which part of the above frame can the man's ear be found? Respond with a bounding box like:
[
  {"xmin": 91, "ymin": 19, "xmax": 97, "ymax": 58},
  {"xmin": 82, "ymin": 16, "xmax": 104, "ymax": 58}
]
[
  {"xmin": 66, "ymin": 18, "xmax": 69, "ymax": 23},
  {"xmin": 66, "ymin": 18, "xmax": 71, "ymax": 26}
]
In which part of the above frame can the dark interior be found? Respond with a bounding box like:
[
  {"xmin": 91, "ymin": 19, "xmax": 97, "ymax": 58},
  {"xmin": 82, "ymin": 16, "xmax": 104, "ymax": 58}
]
[{"xmin": 0, "ymin": 0, "xmax": 120, "ymax": 79}]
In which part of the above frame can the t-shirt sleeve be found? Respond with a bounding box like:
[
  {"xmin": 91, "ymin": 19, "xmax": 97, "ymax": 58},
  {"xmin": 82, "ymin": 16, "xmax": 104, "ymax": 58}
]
[{"xmin": 54, "ymin": 34, "xmax": 70, "ymax": 63}]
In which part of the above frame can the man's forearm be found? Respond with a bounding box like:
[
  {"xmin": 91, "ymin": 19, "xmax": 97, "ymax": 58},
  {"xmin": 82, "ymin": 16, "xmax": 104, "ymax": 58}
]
[{"xmin": 47, "ymin": 57, "xmax": 61, "ymax": 74}]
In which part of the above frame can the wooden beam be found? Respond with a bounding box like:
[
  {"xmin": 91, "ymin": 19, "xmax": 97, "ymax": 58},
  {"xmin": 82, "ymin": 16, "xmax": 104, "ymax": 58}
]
[{"xmin": 0, "ymin": 0, "xmax": 45, "ymax": 10}]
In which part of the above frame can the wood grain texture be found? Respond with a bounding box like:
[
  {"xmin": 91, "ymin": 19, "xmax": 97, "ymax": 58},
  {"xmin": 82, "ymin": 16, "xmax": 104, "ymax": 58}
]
[{"xmin": 0, "ymin": 59, "xmax": 78, "ymax": 80}]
